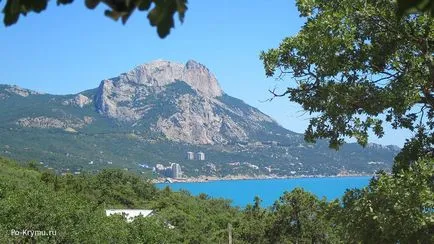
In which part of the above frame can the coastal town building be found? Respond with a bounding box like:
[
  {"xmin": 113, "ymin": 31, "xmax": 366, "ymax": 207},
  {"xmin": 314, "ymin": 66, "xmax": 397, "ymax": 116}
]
[
  {"xmin": 164, "ymin": 167, "xmax": 173, "ymax": 177},
  {"xmin": 171, "ymin": 163, "xmax": 182, "ymax": 178},
  {"xmin": 154, "ymin": 163, "xmax": 183, "ymax": 179},
  {"xmin": 155, "ymin": 164, "xmax": 165, "ymax": 171},
  {"xmin": 197, "ymin": 152, "xmax": 205, "ymax": 161},
  {"xmin": 186, "ymin": 151, "xmax": 194, "ymax": 160}
]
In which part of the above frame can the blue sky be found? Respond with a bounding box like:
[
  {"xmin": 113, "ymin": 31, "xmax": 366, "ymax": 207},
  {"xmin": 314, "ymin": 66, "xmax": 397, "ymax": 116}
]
[{"xmin": 0, "ymin": 0, "xmax": 412, "ymax": 147}]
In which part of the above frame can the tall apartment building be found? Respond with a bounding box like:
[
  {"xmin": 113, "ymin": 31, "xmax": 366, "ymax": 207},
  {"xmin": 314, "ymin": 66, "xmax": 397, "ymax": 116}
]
[
  {"xmin": 186, "ymin": 151, "xmax": 194, "ymax": 160},
  {"xmin": 171, "ymin": 163, "xmax": 182, "ymax": 179},
  {"xmin": 196, "ymin": 152, "xmax": 205, "ymax": 161}
]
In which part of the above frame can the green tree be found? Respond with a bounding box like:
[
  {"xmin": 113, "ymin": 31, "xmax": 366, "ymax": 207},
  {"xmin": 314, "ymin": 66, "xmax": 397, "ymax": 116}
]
[
  {"xmin": 260, "ymin": 1, "xmax": 434, "ymax": 242},
  {"xmin": 265, "ymin": 188, "xmax": 340, "ymax": 243},
  {"xmin": 128, "ymin": 216, "xmax": 179, "ymax": 243},
  {"xmin": 260, "ymin": 0, "xmax": 433, "ymax": 157},
  {"xmin": 2, "ymin": 0, "xmax": 188, "ymax": 38},
  {"xmin": 339, "ymin": 157, "xmax": 434, "ymax": 243},
  {"xmin": 236, "ymin": 196, "xmax": 269, "ymax": 243}
]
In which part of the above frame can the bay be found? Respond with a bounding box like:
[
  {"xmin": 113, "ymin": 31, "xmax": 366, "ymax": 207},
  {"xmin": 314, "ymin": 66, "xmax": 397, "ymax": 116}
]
[{"xmin": 157, "ymin": 176, "xmax": 371, "ymax": 207}]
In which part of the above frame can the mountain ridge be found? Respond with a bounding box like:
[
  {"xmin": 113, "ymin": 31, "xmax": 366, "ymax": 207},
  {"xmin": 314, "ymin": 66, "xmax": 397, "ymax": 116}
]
[
  {"xmin": 0, "ymin": 82, "xmax": 399, "ymax": 149},
  {"xmin": 0, "ymin": 60, "xmax": 400, "ymax": 176}
]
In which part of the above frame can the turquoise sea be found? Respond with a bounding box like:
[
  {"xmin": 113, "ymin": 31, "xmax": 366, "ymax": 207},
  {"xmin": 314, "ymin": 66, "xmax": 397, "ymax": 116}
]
[{"xmin": 157, "ymin": 176, "xmax": 371, "ymax": 207}]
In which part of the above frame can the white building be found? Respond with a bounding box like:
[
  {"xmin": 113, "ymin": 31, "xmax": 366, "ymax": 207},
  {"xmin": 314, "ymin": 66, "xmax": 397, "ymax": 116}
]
[
  {"xmin": 186, "ymin": 151, "xmax": 194, "ymax": 160},
  {"xmin": 155, "ymin": 164, "xmax": 165, "ymax": 171},
  {"xmin": 105, "ymin": 209, "xmax": 153, "ymax": 223},
  {"xmin": 171, "ymin": 163, "xmax": 182, "ymax": 178},
  {"xmin": 196, "ymin": 152, "xmax": 205, "ymax": 161}
]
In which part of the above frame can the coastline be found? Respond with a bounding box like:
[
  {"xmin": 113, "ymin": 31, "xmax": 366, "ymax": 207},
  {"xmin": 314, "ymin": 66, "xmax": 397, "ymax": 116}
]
[{"xmin": 151, "ymin": 173, "xmax": 373, "ymax": 184}]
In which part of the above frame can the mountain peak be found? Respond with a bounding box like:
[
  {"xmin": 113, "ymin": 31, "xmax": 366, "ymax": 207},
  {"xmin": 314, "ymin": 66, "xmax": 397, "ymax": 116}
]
[
  {"xmin": 95, "ymin": 59, "xmax": 223, "ymax": 121},
  {"xmin": 108, "ymin": 59, "xmax": 222, "ymax": 97},
  {"xmin": 139, "ymin": 59, "xmax": 183, "ymax": 70},
  {"xmin": 185, "ymin": 59, "xmax": 204, "ymax": 69},
  {"xmin": 181, "ymin": 60, "xmax": 222, "ymax": 98}
]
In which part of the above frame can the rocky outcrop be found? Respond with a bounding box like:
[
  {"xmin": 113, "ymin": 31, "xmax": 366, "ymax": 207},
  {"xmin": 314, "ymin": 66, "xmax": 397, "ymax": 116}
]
[
  {"xmin": 5, "ymin": 85, "xmax": 42, "ymax": 97},
  {"xmin": 183, "ymin": 60, "xmax": 222, "ymax": 97},
  {"xmin": 95, "ymin": 60, "xmax": 223, "ymax": 122},
  {"xmin": 62, "ymin": 94, "xmax": 92, "ymax": 108},
  {"xmin": 154, "ymin": 94, "xmax": 248, "ymax": 144},
  {"xmin": 116, "ymin": 59, "xmax": 222, "ymax": 97},
  {"xmin": 16, "ymin": 116, "xmax": 93, "ymax": 129}
]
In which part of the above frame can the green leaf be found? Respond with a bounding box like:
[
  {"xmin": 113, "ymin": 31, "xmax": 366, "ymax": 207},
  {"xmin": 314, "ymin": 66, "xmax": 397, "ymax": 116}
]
[
  {"xmin": 26, "ymin": 0, "xmax": 48, "ymax": 13},
  {"xmin": 2, "ymin": 0, "xmax": 188, "ymax": 39},
  {"xmin": 85, "ymin": 0, "xmax": 100, "ymax": 9},
  {"xmin": 104, "ymin": 10, "xmax": 121, "ymax": 21},
  {"xmin": 147, "ymin": 2, "xmax": 176, "ymax": 38},
  {"xmin": 137, "ymin": 0, "xmax": 152, "ymax": 11},
  {"xmin": 2, "ymin": 0, "xmax": 20, "ymax": 26},
  {"xmin": 57, "ymin": 0, "xmax": 74, "ymax": 5},
  {"xmin": 176, "ymin": 0, "xmax": 187, "ymax": 22},
  {"xmin": 3, "ymin": 0, "xmax": 48, "ymax": 26}
]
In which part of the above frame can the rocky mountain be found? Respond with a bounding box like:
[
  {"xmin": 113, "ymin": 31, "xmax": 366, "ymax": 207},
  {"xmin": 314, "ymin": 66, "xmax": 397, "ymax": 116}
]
[
  {"xmin": 0, "ymin": 60, "xmax": 400, "ymax": 177},
  {"xmin": 94, "ymin": 60, "xmax": 283, "ymax": 145}
]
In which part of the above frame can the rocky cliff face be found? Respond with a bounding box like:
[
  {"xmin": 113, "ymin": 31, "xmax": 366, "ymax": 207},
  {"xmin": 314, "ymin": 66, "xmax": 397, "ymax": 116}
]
[
  {"xmin": 16, "ymin": 116, "xmax": 93, "ymax": 129},
  {"xmin": 95, "ymin": 60, "xmax": 276, "ymax": 145},
  {"xmin": 95, "ymin": 60, "xmax": 222, "ymax": 121},
  {"xmin": 62, "ymin": 94, "xmax": 92, "ymax": 108},
  {"xmin": 0, "ymin": 85, "xmax": 42, "ymax": 98},
  {"xmin": 154, "ymin": 93, "xmax": 250, "ymax": 144}
]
